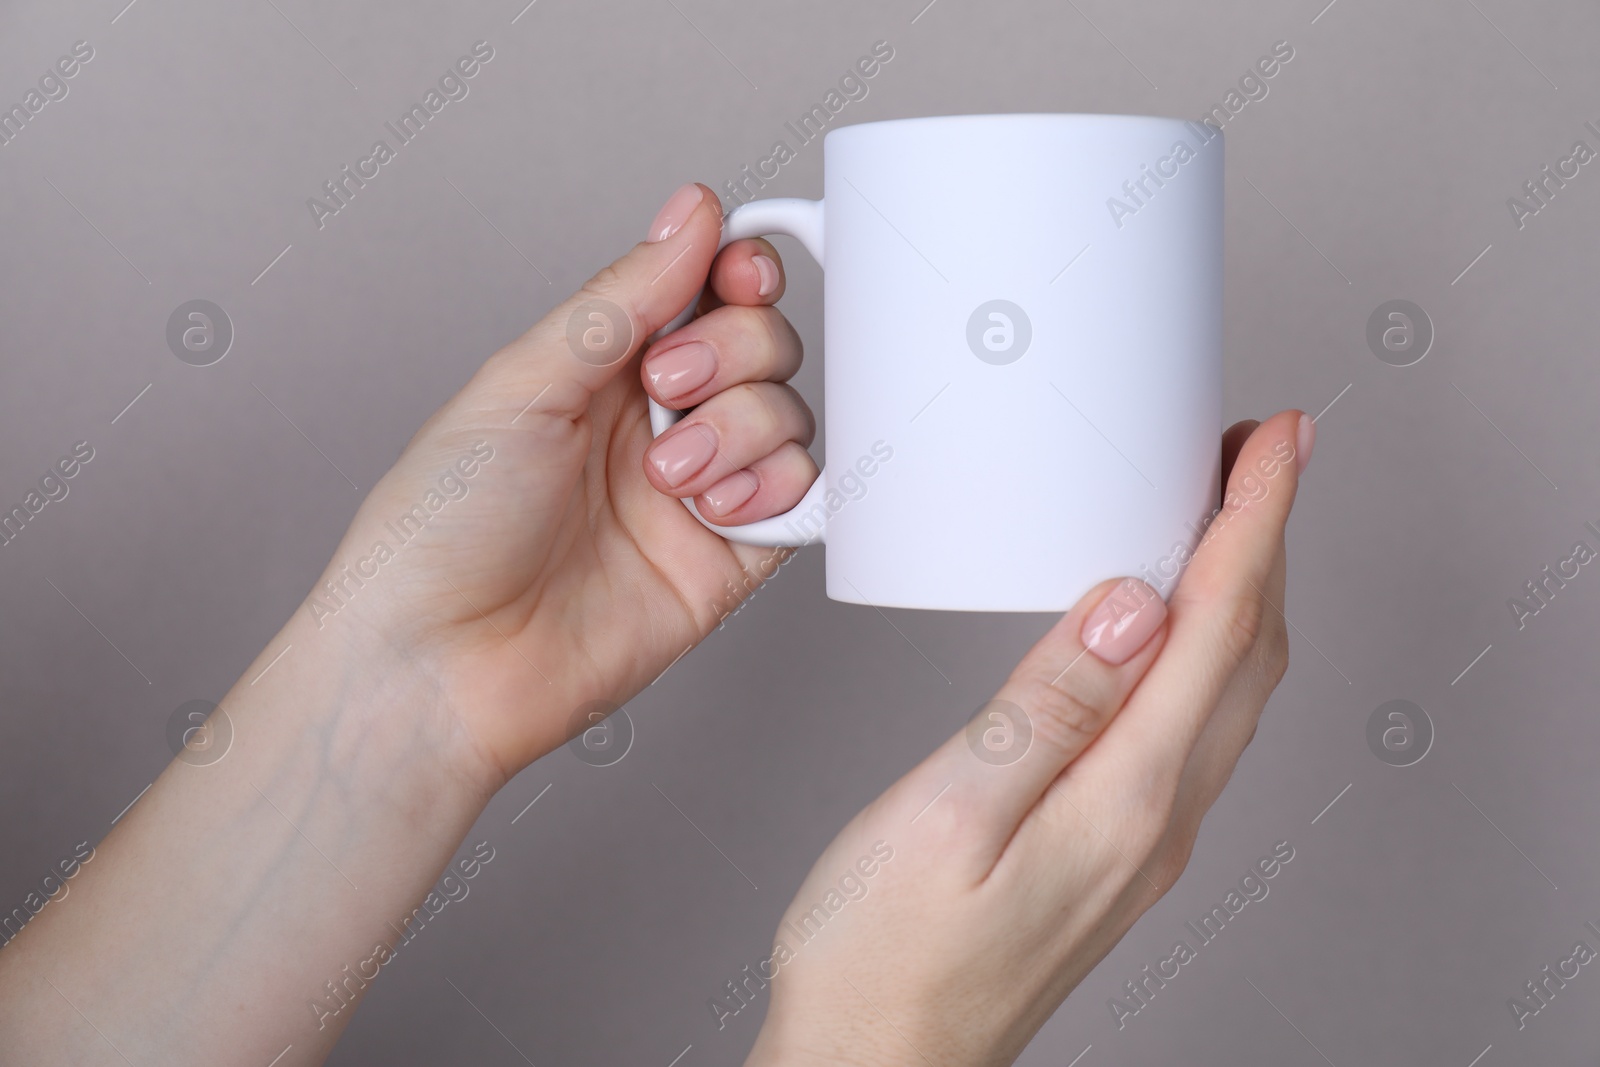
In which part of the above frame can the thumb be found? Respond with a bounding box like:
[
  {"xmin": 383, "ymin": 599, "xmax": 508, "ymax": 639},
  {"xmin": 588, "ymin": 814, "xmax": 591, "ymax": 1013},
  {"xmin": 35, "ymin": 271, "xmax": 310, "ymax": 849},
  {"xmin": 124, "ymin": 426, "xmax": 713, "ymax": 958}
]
[
  {"xmin": 881, "ymin": 576, "xmax": 1169, "ymax": 881},
  {"xmin": 473, "ymin": 182, "xmax": 724, "ymax": 421}
]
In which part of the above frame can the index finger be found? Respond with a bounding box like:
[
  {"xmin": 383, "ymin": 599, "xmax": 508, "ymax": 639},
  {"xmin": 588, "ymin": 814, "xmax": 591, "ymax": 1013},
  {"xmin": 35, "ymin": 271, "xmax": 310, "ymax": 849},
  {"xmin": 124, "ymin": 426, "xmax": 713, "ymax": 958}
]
[{"xmin": 1090, "ymin": 409, "xmax": 1310, "ymax": 789}]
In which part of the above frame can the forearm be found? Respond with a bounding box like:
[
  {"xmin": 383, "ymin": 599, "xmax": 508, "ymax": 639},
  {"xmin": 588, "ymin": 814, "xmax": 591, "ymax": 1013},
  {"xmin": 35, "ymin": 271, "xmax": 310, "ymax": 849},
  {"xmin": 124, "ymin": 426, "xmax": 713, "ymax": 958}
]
[{"xmin": 0, "ymin": 609, "xmax": 500, "ymax": 1065}]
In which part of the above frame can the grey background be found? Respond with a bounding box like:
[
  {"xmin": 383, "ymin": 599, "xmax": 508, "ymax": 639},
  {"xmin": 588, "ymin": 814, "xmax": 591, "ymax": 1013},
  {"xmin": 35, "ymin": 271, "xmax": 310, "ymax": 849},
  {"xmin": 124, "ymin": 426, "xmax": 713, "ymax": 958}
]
[{"xmin": 1, "ymin": 0, "xmax": 1597, "ymax": 1063}]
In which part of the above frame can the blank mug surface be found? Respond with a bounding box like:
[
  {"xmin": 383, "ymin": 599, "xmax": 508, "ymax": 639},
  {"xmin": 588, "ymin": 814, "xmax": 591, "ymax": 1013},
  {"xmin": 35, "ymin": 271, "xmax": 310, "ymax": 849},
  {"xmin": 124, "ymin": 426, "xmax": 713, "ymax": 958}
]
[
  {"xmin": 819, "ymin": 114, "xmax": 1222, "ymax": 611},
  {"xmin": 651, "ymin": 113, "xmax": 1223, "ymax": 612}
]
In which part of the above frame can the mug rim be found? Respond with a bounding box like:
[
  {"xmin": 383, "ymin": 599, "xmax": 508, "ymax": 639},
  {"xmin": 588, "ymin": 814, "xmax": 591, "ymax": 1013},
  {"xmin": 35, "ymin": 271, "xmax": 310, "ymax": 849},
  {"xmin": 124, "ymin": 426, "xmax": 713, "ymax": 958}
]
[{"xmin": 824, "ymin": 111, "xmax": 1217, "ymax": 145}]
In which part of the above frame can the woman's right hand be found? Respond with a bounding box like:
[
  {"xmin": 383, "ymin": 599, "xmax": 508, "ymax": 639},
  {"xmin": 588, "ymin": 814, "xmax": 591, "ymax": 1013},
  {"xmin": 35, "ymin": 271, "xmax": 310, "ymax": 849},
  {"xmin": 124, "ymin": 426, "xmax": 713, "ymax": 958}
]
[
  {"xmin": 280, "ymin": 182, "xmax": 822, "ymax": 785},
  {"xmin": 738, "ymin": 411, "xmax": 1311, "ymax": 1066}
]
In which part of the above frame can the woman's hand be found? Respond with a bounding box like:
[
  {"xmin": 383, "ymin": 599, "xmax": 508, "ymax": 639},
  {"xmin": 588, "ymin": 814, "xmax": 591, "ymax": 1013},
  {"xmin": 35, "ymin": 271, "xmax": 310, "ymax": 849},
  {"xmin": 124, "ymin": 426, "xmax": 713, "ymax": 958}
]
[
  {"xmin": 741, "ymin": 411, "xmax": 1311, "ymax": 1067},
  {"xmin": 0, "ymin": 183, "xmax": 828, "ymax": 1065},
  {"xmin": 317, "ymin": 182, "xmax": 815, "ymax": 785}
]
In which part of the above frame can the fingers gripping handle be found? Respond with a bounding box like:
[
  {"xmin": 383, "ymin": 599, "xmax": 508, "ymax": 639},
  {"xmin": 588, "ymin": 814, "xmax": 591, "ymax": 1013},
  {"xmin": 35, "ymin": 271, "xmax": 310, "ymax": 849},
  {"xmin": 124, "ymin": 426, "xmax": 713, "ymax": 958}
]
[{"xmin": 648, "ymin": 197, "xmax": 828, "ymax": 547}]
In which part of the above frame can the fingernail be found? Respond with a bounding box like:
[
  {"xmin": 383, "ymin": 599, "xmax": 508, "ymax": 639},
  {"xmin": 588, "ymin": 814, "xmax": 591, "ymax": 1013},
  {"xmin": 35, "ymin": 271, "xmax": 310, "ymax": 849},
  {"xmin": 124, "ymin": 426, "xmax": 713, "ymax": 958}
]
[
  {"xmin": 644, "ymin": 341, "xmax": 717, "ymax": 403},
  {"xmin": 649, "ymin": 423, "xmax": 719, "ymax": 487},
  {"xmin": 647, "ymin": 183, "xmax": 704, "ymax": 243},
  {"xmin": 1080, "ymin": 579, "xmax": 1167, "ymax": 666},
  {"xmin": 702, "ymin": 470, "xmax": 759, "ymax": 516},
  {"xmin": 1296, "ymin": 413, "xmax": 1315, "ymax": 475},
  {"xmin": 752, "ymin": 254, "xmax": 780, "ymax": 297}
]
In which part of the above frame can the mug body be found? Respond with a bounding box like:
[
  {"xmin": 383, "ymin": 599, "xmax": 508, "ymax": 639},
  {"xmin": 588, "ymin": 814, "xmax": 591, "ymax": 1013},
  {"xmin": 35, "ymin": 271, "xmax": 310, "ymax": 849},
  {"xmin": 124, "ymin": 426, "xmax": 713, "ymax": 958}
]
[{"xmin": 815, "ymin": 113, "xmax": 1223, "ymax": 611}]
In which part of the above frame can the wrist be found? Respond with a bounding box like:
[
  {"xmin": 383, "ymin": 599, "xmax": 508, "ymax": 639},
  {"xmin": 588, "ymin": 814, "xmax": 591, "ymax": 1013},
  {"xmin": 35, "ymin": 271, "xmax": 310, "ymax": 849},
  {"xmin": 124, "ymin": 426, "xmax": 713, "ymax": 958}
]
[
  {"xmin": 292, "ymin": 490, "xmax": 574, "ymax": 788},
  {"xmin": 241, "ymin": 594, "xmax": 506, "ymax": 810},
  {"xmin": 0, "ymin": 593, "xmax": 506, "ymax": 1062},
  {"xmin": 747, "ymin": 1012, "xmax": 916, "ymax": 1067}
]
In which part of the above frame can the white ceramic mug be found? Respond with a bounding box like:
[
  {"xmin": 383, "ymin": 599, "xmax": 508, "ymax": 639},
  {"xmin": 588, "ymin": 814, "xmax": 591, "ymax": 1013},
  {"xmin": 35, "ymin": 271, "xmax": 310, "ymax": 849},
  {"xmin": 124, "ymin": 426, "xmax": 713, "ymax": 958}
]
[{"xmin": 650, "ymin": 113, "xmax": 1223, "ymax": 612}]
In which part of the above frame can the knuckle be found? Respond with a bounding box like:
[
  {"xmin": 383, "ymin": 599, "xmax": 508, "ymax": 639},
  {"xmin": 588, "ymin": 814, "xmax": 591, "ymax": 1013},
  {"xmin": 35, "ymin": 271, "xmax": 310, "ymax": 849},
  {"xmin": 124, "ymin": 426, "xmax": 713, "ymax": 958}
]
[
  {"xmin": 1100, "ymin": 808, "xmax": 1185, "ymax": 900},
  {"xmin": 579, "ymin": 263, "xmax": 627, "ymax": 304},
  {"xmin": 1243, "ymin": 720, "xmax": 1261, "ymax": 751},
  {"xmin": 1217, "ymin": 591, "xmax": 1267, "ymax": 662},
  {"xmin": 1025, "ymin": 679, "xmax": 1110, "ymax": 754},
  {"xmin": 1137, "ymin": 781, "xmax": 1180, "ymax": 838},
  {"xmin": 708, "ymin": 302, "xmax": 769, "ymax": 348},
  {"xmin": 571, "ymin": 270, "xmax": 642, "ymax": 343},
  {"xmin": 731, "ymin": 381, "xmax": 809, "ymax": 443},
  {"xmin": 1112, "ymin": 771, "xmax": 1180, "ymax": 849},
  {"xmin": 776, "ymin": 382, "xmax": 817, "ymax": 442},
  {"xmin": 1261, "ymin": 621, "xmax": 1290, "ymax": 684},
  {"xmin": 756, "ymin": 304, "xmax": 801, "ymax": 358},
  {"xmin": 774, "ymin": 440, "xmax": 819, "ymax": 481},
  {"xmin": 1150, "ymin": 834, "xmax": 1196, "ymax": 891},
  {"xmin": 726, "ymin": 381, "xmax": 783, "ymax": 433},
  {"xmin": 741, "ymin": 301, "xmax": 783, "ymax": 335},
  {"xmin": 712, "ymin": 304, "xmax": 798, "ymax": 373}
]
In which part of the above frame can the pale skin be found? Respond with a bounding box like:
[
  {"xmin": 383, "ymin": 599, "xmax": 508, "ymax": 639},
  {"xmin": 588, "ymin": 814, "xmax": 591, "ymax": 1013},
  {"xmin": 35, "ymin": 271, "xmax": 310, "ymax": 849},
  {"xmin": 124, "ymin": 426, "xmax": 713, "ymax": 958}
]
[{"xmin": 0, "ymin": 182, "xmax": 1308, "ymax": 1065}]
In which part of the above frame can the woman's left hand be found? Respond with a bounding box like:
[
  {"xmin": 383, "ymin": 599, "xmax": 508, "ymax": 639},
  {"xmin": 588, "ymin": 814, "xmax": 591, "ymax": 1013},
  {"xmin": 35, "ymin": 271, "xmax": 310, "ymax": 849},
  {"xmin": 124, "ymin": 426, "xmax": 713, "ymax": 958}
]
[{"xmin": 745, "ymin": 411, "xmax": 1310, "ymax": 1067}]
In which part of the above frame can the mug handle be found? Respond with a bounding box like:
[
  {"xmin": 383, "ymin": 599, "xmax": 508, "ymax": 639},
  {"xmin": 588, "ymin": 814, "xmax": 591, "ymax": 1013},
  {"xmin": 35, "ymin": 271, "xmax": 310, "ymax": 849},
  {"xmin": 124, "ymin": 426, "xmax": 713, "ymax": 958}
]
[{"xmin": 647, "ymin": 196, "xmax": 828, "ymax": 547}]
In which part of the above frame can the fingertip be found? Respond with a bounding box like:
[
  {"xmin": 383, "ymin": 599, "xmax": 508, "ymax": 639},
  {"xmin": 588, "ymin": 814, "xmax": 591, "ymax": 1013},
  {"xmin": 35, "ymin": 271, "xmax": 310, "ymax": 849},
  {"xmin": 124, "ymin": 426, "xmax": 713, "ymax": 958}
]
[
  {"xmin": 1080, "ymin": 578, "xmax": 1169, "ymax": 666},
  {"xmin": 1012, "ymin": 577, "xmax": 1166, "ymax": 694},
  {"xmin": 1232, "ymin": 411, "xmax": 1303, "ymax": 486},
  {"xmin": 710, "ymin": 238, "xmax": 786, "ymax": 306},
  {"xmin": 752, "ymin": 254, "xmax": 780, "ymax": 298},
  {"xmin": 645, "ymin": 182, "xmax": 720, "ymax": 243},
  {"xmin": 1295, "ymin": 410, "xmax": 1315, "ymax": 475},
  {"xmin": 700, "ymin": 469, "xmax": 760, "ymax": 518},
  {"xmin": 1181, "ymin": 410, "xmax": 1303, "ymax": 594},
  {"xmin": 694, "ymin": 442, "xmax": 817, "ymax": 527}
]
